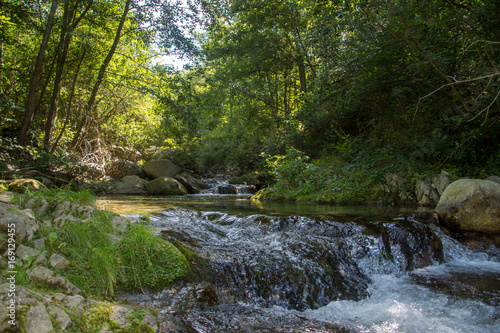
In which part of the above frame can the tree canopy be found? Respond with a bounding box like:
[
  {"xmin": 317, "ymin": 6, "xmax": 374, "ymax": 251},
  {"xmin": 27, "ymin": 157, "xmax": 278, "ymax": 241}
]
[{"xmin": 1, "ymin": 0, "xmax": 498, "ymax": 184}]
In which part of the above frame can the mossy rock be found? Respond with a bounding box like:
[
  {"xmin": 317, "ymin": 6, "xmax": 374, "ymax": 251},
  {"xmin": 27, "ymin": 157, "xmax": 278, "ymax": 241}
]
[
  {"xmin": 436, "ymin": 179, "xmax": 500, "ymax": 233},
  {"xmin": 169, "ymin": 239, "xmax": 217, "ymax": 284},
  {"xmin": 8, "ymin": 179, "xmax": 47, "ymax": 194},
  {"xmin": 119, "ymin": 224, "xmax": 190, "ymax": 290}
]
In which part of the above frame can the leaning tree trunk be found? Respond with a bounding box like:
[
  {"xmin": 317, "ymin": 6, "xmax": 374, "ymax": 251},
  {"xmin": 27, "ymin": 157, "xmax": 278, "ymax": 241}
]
[{"xmin": 18, "ymin": 0, "xmax": 58, "ymax": 146}]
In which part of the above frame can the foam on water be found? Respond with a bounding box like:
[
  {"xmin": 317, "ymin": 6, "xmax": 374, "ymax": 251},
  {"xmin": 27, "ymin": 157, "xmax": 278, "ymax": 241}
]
[
  {"xmin": 302, "ymin": 233, "xmax": 500, "ymax": 333},
  {"xmin": 303, "ymin": 272, "xmax": 499, "ymax": 333}
]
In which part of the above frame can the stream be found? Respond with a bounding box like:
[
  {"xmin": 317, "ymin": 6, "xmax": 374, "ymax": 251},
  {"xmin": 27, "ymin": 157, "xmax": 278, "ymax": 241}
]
[{"xmin": 97, "ymin": 191, "xmax": 500, "ymax": 333}]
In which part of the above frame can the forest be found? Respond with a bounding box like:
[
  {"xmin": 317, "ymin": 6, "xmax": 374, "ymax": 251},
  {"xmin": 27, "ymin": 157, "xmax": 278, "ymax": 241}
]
[{"xmin": 1, "ymin": 0, "xmax": 499, "ymax": 203}]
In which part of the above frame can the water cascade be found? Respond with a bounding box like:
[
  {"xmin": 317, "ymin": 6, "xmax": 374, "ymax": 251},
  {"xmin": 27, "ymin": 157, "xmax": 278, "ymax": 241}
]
[{"xmin": 119, "ymin": 205, "xmax": 499, "ymax": 332}]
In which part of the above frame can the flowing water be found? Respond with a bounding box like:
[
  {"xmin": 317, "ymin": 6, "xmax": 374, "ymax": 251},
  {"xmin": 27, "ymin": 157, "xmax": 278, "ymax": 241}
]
[{"xmin": 97, "ymin": 190, "xmax": 500, "ymax": 333}]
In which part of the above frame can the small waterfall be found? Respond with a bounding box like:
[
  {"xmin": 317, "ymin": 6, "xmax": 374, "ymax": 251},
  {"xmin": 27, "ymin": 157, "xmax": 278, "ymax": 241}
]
[
  {"xmin": 125, "ymin": 209, "xmax": 500, "ymax": 332},
  {"xmin": 150, "ymin": 211, "xmax": 445, "ymax": 309},
  {"xmin": 200, "ymin": 177, "xmax": 257, "ymax": 195}
]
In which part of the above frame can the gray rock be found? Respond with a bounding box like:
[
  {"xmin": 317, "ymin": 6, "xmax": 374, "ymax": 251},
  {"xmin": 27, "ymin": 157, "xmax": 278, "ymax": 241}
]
[
  {"xmin": 53, "ymin": 200, "xmax": 72, "ymax": 219},
  {"xmin": 216, "ymin": 184, "xmax": 238, "ymax": 194},
  {"xmin": 49, "ymin": 254, "xmax": 71, "ymax": 270},
  {"xmin": 0, "ymin": 202, "xmax": 40, "ymax": 243},
  {"xmin": 145, "ymin": 177, "xmax": 188, "ymax": 195},
  {"xmin": 54, "ymin": 201, "xmax": 96, "ymax": 220},
  {"xmin": 415, "ymin": 180, "xmax": 440, "ymax": 206},
  {"xmin": 486, "ymin": 175, "xmax": 500, "ymax": 184},
  {"xmin": 111, "ymin": 216, "xmax": 130, "ymax": 233},
  {"xmin": 381, "ymin": 173, "xmax": 412, "ymax": 203},
  {"xmin": 432, "ymin": 171, "xmax": 452, "ymax": 196},
  {"xmin": 25, "ymin": 197, "xmax": 50, "ymax": 217},
  {"xmin": 47, "ymin": 304, "xmax": 72, "ymax": 331},
  {"xmin": 175, "ymin": 172, "xmax": 208, "ymax": 194},
  {"xmin": 25, "ymin": 304, "xmax": 54, "ymax": 333},
  {"xmin": 33, "ymin": 251, "xmax": 49, "ymax": 266},
  {"xmin": 28, "ymin": 266, "xmax": 81, "ymax": 295},
  {"xmin": 0, "ymin": 258, "xmax": 7, "ymax": 270},
  {"xmin": 22, "ymin": 208, "xmax": 36, "ymax": 220},
  {"xmin": 157, "ymin": 313, "xmax": 193, "ymax": 333},
  {"xmin": 33, "ymin": 238, "xmax": 46, "ymax": 250},
  {"xmin": 109, "ymin": 304, "xmax": 133, "ymax": 328},
  {"xmin": 114, "ymin": 175, "xmax": 147, "ymax": 195},
  {"xmin": 436, "ymin": 179, "xmax": 500, "ymax": 233},
  {"xmin": 53, "ymin": 201, "xmax": 96, "ymax": 227},
  {"xmin": 60, "ymin": 294, "xmax": 86, "ymax": 313},
  {"xmin": 16, "ymin": 244, "xmax": 41, "ymax": 261},
  {"xmin": 143, "ymin": 159, "xmax": 182, "ymax": 179},
  {"xmin": 0, "ymin": 191, "xmax": 14, "ymax": 203}
]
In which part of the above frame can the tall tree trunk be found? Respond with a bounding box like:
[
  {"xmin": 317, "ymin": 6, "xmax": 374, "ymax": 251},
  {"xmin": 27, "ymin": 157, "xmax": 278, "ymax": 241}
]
[
  {"xmin": 298, "ymin": 58, "xmax": 307, "ymax": 93},
  {"xmin": 70, "ymin": 0, "xmax": 131, "ymax": 150},
  {"xmin": 18, "ymin": 0, "xmax": 58, "ymax": 146},
  {"xmin": 44, "ymin": 1, "xmax": 71, "ymax": 147}
]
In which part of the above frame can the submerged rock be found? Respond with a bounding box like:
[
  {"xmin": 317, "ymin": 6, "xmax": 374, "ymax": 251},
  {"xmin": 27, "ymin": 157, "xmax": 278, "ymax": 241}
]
[{"xmin": 436, "ymin": 179, "xmax": 500, "ymax": 233}]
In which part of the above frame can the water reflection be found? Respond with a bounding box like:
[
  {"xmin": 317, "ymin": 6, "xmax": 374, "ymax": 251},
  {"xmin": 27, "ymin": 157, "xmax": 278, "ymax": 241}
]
[{"xmin": 96, "ymin": 194, "xmax": 435, "ymax": 217}]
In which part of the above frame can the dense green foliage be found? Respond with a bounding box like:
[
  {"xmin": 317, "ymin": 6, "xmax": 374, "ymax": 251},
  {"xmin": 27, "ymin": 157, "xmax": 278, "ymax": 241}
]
[{"xmin": 1, "ymin": 0, "xmax": 499, "ymax": 200}]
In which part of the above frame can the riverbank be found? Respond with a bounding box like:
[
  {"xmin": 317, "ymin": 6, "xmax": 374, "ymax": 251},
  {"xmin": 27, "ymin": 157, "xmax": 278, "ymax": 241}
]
[{"xmin": 0, "ymin": 187, "xmax": 196, "ymax": 332}]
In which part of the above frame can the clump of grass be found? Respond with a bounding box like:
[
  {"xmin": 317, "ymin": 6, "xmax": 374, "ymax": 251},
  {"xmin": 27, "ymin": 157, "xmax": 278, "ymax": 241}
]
[
  {"xmin": 55, "ymin": 212, "xmax": 189, "ymax": 297},
  {"xmin": 119, "ymin": 224, "xmax": 190, "ymax": 291}
]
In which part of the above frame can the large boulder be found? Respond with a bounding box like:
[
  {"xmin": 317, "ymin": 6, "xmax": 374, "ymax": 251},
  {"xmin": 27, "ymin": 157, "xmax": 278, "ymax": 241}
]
[
  {"xmin": 145, "ymin": 177, "xmax": 188, "ymax": 195},
  {"xmin": 436, "ymin": 179, "xmax": 500, "ymax": 233},
  {"xmin": 143, "ymin": 159, "xmax": 182, "ymax": 179}
]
